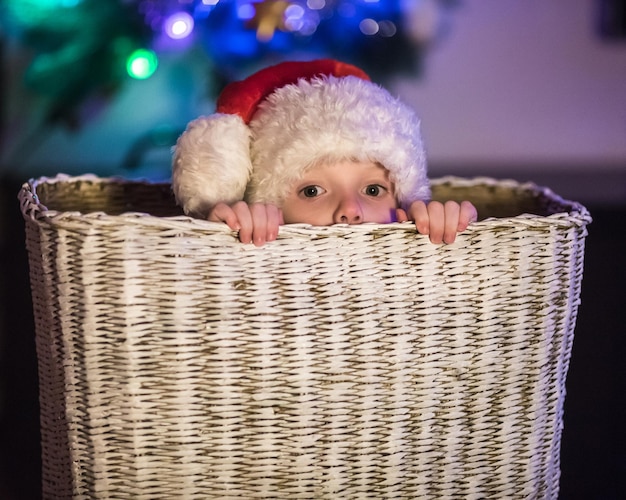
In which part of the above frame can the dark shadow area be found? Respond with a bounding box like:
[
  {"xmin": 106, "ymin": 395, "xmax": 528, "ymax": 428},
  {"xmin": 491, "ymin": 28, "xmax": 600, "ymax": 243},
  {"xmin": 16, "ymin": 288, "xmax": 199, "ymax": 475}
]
[
  {"xmin": 559, "ymin": 206, "xmax": 626, "ymax": 500},
  {"xmin": 0, "ymin": 175, "xmax": 41, "ymax": 500}
]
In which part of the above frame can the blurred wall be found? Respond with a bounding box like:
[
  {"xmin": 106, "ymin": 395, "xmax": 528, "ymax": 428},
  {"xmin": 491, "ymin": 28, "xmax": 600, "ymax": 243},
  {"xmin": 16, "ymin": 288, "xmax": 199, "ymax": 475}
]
[{"xmin": 396, "ymin": 0, "xmax": 626, "ymax": 171}]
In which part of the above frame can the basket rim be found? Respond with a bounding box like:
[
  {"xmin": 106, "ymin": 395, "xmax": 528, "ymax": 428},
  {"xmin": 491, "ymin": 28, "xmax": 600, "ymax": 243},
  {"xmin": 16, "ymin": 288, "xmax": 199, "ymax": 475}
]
[{"xmin": 18, "ymin": 173, "xmax": 592, "ymax": 233}]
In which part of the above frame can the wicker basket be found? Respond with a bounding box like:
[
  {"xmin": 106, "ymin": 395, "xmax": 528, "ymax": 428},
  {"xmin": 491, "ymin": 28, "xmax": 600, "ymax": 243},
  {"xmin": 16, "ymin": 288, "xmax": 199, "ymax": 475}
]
[{"xmin": 19, "ymin": 174, "xmax": 591, "ymax": 499}]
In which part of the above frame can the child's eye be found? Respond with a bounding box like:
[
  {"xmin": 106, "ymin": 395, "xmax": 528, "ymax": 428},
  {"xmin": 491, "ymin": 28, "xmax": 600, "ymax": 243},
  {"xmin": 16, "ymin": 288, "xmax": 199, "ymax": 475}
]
[
  {"xmin": 301, "ymin": 185, "xmax": 325, "ymax": 198},
  {"xmin": 364, "ymin": 184, "xmax": 384, "ymax": 196}
]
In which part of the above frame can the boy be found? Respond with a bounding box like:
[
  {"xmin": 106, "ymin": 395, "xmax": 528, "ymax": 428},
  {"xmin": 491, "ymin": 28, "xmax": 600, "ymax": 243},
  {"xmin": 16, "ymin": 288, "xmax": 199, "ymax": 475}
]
[{"xmin": 172, "ymin": 59, "xmax": 477, "ymax": 246}]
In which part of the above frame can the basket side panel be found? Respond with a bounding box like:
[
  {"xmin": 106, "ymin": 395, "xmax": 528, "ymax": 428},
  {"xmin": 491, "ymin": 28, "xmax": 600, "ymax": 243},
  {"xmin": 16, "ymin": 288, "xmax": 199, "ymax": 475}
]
[{"xmin": 23, "ymin": 220, "xmax": 74, "ymax": 499}]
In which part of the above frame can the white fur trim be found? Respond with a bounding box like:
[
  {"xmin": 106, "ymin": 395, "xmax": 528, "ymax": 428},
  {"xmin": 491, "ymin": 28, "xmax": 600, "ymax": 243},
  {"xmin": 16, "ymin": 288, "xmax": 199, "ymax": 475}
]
[
  {"xmin": 246, "ymin": 75, "xmax": 430, "ymax": 209},
  {"xmin": 172, "ymin": 114, "xmax": 252, "ymax": 217}
]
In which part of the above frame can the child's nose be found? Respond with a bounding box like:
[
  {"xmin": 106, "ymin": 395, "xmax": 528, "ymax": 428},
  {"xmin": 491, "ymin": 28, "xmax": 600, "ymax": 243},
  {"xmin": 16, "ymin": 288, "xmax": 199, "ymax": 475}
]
[{"xmin": 334, "ymin": 196, "xmax": 363, "ymax": 224}]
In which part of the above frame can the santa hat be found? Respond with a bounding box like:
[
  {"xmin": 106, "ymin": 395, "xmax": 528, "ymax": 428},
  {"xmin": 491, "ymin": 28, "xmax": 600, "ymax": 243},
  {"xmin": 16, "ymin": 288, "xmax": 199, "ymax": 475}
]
[{"xmin": 172, "ymin": 59, "xmax": 430, "ymax": 218}]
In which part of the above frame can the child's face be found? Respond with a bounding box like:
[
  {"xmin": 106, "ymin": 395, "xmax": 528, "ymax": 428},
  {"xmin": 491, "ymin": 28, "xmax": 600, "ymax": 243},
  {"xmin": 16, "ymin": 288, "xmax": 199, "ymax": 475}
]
[{"xmin": 281, "ymin": 160, "xmax": 398, "ymax": 225}]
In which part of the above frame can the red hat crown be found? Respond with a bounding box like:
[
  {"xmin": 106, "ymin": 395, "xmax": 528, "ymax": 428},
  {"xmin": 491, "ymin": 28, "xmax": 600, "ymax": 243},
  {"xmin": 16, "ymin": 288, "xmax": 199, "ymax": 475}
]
[{"xmin": 216, "ymin": 59, "xmax": 370, "ymax": 123}]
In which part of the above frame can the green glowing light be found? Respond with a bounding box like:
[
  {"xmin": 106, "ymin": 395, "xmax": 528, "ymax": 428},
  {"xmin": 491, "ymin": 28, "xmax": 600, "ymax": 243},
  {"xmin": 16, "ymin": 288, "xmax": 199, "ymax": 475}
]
[{"xmin": 126, "ymin": 49, "xmax": 158, "ymax": 80}]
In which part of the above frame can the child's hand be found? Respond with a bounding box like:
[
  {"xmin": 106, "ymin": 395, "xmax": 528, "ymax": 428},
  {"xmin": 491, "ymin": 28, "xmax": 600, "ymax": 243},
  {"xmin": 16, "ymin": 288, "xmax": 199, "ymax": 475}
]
[
  {"xmin": 207, "ymin": 201, "xmax": 284, "ymax": 246},
  {"xmin": 397, "ymin": 200, "xmax": 478, "ymax": 244}
]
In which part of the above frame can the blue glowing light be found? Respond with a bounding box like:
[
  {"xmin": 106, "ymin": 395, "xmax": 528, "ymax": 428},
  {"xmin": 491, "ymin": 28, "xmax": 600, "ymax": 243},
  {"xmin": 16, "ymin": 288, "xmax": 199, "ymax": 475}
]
[
  {"xmin": 237, "ymin": 3, "xmax": 255, "ymax": 20},
  {"xmin": 164, "ymin": 12, "xmax": 194, "ymax": 39}
]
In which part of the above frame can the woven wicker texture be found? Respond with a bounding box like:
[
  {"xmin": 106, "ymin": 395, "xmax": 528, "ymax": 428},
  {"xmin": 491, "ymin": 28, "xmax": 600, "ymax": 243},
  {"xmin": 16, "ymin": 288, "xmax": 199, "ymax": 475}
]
[{"xmin": 19, "ymin": 174, "xmax": 591, "ymax": 499}]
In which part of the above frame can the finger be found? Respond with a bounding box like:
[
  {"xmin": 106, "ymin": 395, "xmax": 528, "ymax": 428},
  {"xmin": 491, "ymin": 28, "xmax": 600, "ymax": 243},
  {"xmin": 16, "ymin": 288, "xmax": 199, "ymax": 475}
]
[
  {"xmin": 395, "ymin": 208, "xmax": 408, "ymax": 223},
  {"xmin": 408, "ymin": 201, "xmax": 430, "ymax": 235},
  {"xmin": 427, "ymin": 201, "xmax": 445, "ymax": 244},
  {"xmin": 458, "ymin": 200, "xmax": 478, "ymax": 231},
  {"xmin": 249, "ymin": 203, "xmax": 269, "ymax": 247},
  {"xmin": 232, "ymin": 201, "xmax": 254, "ymax": 244},
  {"xmin": 443, "ymin": 201, "xmax": 461, "ymax": 244},
  {"xmin": 265, "ymin": 204, "xmax": 282, "ymax": 242},
  {"xmin": 207, "ymin": 203, "xmax": 241, "ymax": 231}
]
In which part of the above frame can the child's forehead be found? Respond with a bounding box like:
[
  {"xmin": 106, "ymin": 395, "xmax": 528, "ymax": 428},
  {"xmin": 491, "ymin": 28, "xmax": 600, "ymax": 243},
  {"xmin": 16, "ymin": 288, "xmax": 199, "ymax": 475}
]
[{"xmin": 303, "ymin": 159, "xmax": 390, "ymax": 176}]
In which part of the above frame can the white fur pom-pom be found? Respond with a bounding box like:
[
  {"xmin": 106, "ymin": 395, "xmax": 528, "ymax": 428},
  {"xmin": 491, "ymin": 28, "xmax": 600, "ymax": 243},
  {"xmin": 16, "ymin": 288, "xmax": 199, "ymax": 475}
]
[{"xmin": 172, "ymin": 114, "xmax": 252, "ymax": 218}]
